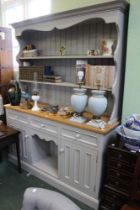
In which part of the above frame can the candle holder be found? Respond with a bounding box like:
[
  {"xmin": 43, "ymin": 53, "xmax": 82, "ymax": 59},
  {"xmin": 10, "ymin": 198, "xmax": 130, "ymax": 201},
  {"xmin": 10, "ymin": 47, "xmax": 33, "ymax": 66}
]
[
  {"xmin": 31, "ymin": 72, "xmax": 40, "ymax": 111},
  {"xmin": 32, "ymin": 94, "xmax": 40, "ymax": 111}
]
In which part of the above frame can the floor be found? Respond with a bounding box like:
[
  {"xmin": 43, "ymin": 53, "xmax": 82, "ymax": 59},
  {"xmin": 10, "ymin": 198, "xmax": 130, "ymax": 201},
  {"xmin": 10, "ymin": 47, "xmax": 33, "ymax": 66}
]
[{"xmin": 0, "ymin": 151, "xmax": 94, "ymax": 210}]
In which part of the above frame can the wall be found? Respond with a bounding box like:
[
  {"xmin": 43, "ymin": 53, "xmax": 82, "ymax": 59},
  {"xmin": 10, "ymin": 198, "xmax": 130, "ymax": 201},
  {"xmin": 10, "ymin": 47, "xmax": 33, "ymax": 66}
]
[
  {"xmin": 122, "ymin": 0, "xmax": 140, "ymax": 121},
  {"xmin": 0, "ymin": 2, "xmax": 1, "ymax": 25},
  {"xmin": 50, "ymin": 0, "xmax": 115, "ymax": 13}
]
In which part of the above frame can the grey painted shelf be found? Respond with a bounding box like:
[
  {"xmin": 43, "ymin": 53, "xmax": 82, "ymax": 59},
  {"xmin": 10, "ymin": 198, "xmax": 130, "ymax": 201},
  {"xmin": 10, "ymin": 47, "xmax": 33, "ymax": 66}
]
[
  {"xmin": 20, "ymin": 79, "xmax": 112, "ymax": 91},
  {"xmin": 19, "ymin": 55, "xmax": 114, "ymax": 60}
]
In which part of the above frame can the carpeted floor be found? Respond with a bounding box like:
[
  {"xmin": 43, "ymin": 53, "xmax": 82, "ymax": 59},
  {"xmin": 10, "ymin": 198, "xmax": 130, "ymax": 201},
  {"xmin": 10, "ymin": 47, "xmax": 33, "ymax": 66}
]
[{"xmin": 0, "ymin": 151, "xmax": 94, "ymax": 210}]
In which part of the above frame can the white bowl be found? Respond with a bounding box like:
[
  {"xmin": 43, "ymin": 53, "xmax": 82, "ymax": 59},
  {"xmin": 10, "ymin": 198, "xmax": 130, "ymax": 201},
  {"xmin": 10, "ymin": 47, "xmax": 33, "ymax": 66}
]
[{"xmin": 123, "ymin": 126, "xmax": 140, "ymax": 138}]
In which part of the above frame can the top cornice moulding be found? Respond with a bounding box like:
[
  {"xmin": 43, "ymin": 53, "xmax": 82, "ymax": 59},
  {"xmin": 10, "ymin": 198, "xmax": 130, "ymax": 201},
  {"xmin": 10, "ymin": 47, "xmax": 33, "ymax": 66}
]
[{"xmin": 11, "ymin": 0, "xmax": 129, "ymax": 36}]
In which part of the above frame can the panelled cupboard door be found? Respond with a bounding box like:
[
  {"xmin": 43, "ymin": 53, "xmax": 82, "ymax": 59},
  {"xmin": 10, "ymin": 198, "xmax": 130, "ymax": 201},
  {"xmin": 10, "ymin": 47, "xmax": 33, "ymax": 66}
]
[
  {"xmin": 60, "ymin": 138, "xmax": 97, "ymax": 196},
  {"xmin": 82, "ymin": 146, "xmax": 97, "ymax": 196}
]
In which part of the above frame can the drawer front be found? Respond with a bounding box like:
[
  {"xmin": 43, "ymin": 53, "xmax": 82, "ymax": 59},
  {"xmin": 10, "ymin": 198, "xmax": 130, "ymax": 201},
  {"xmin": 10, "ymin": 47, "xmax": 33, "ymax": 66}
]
[
  {"xmin": 30, "ymin": 117, "xmax": 58, "ymax": 136},
  {"xmin": 6, "ymin": 110, "xmax": 28, "ymax": 125},
  {"xmin": 100, "ymin": 187, "xmax": 129, "ymax": 210},
  {"xmin": 107, "ymin": 169, "xmax": 132, "ymax": 182},
  {"xmin": 106, "ymin": 175, "xmax": 132, "ymax": 193},
  {"xmin": 108, "ymin": 147, "xmax": 136, "ymax": 166},
  {"xmin": 61, "ymin": 127, "xmax": 98, "ymax": 147},
  {"xmin": 108, "ymin": 159, "xmax": 135, "ymax": 174}
]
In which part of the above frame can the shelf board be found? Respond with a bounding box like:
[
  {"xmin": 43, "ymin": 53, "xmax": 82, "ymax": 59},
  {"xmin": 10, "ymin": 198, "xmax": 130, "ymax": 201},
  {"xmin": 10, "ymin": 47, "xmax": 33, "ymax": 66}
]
[
  {"xmin": 19, "ymin": 79, "xmax": 112, "ymax": 91},
  {"xmin": 33, "ymin": 157, "xmax": 58, "ymax": 178},
  {"xmin": 19, "ymin": 55, "xmax": 114, "ymax": 60}
]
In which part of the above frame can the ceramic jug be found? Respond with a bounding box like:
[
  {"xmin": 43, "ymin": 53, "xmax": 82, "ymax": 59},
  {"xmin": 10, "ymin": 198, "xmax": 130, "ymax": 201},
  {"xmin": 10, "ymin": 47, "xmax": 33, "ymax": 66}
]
[{"xmin": 101, "ymin": 39, "xmax": 114, "ymax": 56}]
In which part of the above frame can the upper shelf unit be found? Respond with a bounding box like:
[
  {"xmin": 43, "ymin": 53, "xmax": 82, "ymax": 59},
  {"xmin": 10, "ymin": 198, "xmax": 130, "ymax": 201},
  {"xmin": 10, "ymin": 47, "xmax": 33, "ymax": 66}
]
[{"xmin": 11, "ymin": 0, "xmax": 129, "ymax": 124}]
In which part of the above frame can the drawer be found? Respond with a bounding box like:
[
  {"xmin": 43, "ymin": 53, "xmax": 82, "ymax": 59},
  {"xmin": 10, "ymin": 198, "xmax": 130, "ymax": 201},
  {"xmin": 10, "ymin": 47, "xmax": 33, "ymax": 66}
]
[
  {"xmin": 107, "ymin": 169, "xmax": 133, "ymax": 182},
  {"xmin": 108, "ymin": 147, "xmax": 137, "ymax": 166},
  {"xmin": 100, "ymin": 187, "xmax": 129, "ymax": 210},
  {"xmin": 30, "ymin": 117, "xmax": 58, "ymax": 136},
  {"xmin": 108, "ymin": 159, "xmax": 135, "ymax": 174},
  {"xmin": 106, "ymin": 175, "xmax": 132, "ymax": 193},
  {"xmin": 99, "ymin": 189, "xmax": 128, "ymax": 210},
  {"xmin": 6, "ymin": 110, "xmax": 28, "ymax": 125},
  {"xmin": 6, "ymin": 111, "xmax": 29, "ymax": 129},
  {"xmin": 61, "ymin": 127, "xmax": 98, "ymax": 147}
]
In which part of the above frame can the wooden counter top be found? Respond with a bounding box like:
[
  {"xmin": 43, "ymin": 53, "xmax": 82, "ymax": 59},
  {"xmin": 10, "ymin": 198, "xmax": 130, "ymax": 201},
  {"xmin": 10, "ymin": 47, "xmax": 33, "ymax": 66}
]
[{"xmin": 5, "ymin": 104, "xmax": 119, "ymax": 135}]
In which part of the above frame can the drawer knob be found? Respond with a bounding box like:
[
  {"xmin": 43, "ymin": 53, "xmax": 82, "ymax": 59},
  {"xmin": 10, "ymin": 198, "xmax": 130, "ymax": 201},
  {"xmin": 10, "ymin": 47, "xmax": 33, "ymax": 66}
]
[
  {"xmin": 25, "ymin": 135, "xmax": 29, "ymax": 138},
  {"xmin": 115, "ymin": 181, "xmax": 119, "ymax": 185},
  {"xmin": 59, "ymin": 148, "xmax": 64, "ymax": 153},
  {"xmin": 117, "ymin": 163, "xmax": 121, "ymax": 168},
  {"xmin": 116, "ymin": 172, "xmax": 120, "ymax": 177},
  {"xmin": 41, "ymin": 124, "xmax": 45, "ymax": 128},
  {"xmin": 118, "ymin": 154, "xmax": 122, "ymax": 159},
  {"xmin": 76, "ymin": 134, "xmax": 80, "ymax": 138}
]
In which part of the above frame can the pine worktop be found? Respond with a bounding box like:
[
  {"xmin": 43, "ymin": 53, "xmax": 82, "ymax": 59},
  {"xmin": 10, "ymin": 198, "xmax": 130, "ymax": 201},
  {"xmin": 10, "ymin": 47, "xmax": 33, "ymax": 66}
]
[{"xmin": 5, "ymin": 104, "xmax": 119, "ymax": 135}]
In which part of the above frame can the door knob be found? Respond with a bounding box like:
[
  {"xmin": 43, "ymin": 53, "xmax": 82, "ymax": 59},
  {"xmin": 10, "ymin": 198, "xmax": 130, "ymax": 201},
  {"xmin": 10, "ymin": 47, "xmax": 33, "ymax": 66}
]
[{"xmin": 59, "ymin": 148, "xmax": 64, "ymax": 153}]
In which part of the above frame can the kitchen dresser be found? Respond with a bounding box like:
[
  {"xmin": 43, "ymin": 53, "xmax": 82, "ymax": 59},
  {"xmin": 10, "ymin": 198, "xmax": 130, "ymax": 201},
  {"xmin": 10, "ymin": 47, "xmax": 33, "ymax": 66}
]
[{"xmin": 7, "ymin": 1, "xmax": 129, "ymax": 209}]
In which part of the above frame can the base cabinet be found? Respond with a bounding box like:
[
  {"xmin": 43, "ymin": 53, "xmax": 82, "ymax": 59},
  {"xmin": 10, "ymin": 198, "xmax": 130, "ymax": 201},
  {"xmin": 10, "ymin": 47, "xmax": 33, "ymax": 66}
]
[{"xmin": 5, "ymin": 107, "xmax": 115, "ymax": 209}]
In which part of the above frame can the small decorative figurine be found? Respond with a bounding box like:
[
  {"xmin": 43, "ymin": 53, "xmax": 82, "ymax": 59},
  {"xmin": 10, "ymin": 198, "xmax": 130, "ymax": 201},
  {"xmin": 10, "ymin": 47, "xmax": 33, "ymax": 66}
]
[{"xmin": 59, "ymin": 46, "xmax": 66, "ymax": 56}]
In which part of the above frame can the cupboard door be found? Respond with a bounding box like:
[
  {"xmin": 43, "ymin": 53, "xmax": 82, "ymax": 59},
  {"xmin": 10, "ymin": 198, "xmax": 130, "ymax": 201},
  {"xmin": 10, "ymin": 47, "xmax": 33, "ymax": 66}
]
[
  {"xmin": 60, "ymin": 138, "xmax": 98, "ymax": 196},
  {"xmin": 82, "ymin": 147, "xmax": 97, "ymax": 196}
]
